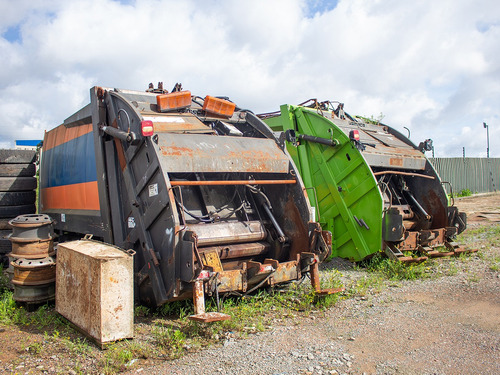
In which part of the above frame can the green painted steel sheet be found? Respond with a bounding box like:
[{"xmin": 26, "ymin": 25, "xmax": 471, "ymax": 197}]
[{"xmin": 264, "ymin": 105, "xmax": 383, "ymax": 261}]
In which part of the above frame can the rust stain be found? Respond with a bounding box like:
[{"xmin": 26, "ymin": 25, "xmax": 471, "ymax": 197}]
[
  {"xmin": 389, "ymin": 157, "xmax": 403, "ymax": 166},
  {"xmin": 10, "ymin": 239, "xmax": 55, "ymax": 259},
  {"xmin": 422, "ymin": 190, "xmax": 447, "ymax": 228},
  {"xmin": 161, "ymin": 146, "xmax": 194, "ymax": 157},
  {"xmin": 155, "ymin": 122, "xmax": 208, "ymax": 132},
  {"xmin": 284, "ymin": 194, "xmax": 309, "ymax": 260}
]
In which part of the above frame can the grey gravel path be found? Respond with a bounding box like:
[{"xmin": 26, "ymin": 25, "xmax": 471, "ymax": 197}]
[{"xmin": 135, "ymin": 250, "xmax": 500, "ymax": 375}]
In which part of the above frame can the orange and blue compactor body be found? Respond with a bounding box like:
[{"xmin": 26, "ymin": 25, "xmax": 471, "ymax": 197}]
[{"xmin": 39, "ymin": 84, "xmax": 336, "ymax": 320}]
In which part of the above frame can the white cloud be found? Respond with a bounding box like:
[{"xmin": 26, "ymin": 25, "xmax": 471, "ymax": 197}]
[{"xmin": 0, "ymin": 0, "xmax": 499, "ymax": 157}]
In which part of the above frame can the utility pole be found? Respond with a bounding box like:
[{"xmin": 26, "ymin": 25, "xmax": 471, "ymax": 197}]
[
  {"xmin": 483, "ymin": 122, "xmax": 495, "ymax": 192},
  {"xmin": 483, "ymin": 122, "xmax": 489, "ymax": 158}
]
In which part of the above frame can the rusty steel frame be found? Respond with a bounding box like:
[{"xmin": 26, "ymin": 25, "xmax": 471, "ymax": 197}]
[
  {"xmin": 372, "ymin": 171, "xmax": 435, "ymax": 180},
  {"xmin": 170, "ymin": 179, "xmax": 297, "ymax": 186}
]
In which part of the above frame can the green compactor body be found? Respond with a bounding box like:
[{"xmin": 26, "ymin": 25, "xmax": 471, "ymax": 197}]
[{"xmin": 262, "ymin": 101, "xmax": 466, "ymax": 262}]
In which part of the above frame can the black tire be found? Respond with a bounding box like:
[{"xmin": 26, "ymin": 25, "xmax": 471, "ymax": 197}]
[
  {"xmin": 0, "ymin": 191, "xmax": 36, "ymax": 206},
  {"xmin": 0, "ymin": 163, "xmax": 36, "ymax": 177},
  {"xmin": 0, "ymin": 149, "xmax": 36, "ymax": 164},
  {"xmin": 0, "ymin": 218, "xmax": 12, "ymax": 230},
  {"xmin": 0, "ymin": 229, "xmax": 11, "ymax": 239},
  {"xmin": 0, "ymin": 237, "xmax": 11, "ymax": 255},
  {"xmin": 1, "ymin": 255, "xmax": 8, "ymax": 269},
  {"xmin": 0, "ymin": 177, "xmax": 37, "ymax": 192},
  {"xmin": 0, "ymin": 204, "xmax": 36, "ymax": 218}
]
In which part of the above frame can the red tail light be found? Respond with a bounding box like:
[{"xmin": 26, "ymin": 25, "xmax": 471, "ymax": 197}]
[
  {"xmin": 197, "ymin": 270, "xmax": 210, "ymax": 279},
  {"xmin": 141, "ymin": 120, "xmax": 154, "ymax": 137},
  {"xmin": 349, "ymin": 129, "xmax": 360, "ymax": 141}
]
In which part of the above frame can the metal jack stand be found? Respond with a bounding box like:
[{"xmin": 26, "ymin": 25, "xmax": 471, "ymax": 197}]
[
  {"xmin": 309, "ymin": 255, "xmax": 345, "ymax": 296},
  {"xmin": 189, "ymin": 279, "xmax": 231, "ymax": 323}
]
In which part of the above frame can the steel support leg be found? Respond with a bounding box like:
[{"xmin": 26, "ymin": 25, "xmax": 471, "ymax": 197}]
[
  {"xmin": 309, "ymin": 256, "xmax": 344, "ymax": 296},
  {"xmin": 189, "ymin": 279, "xmax": 231, "ymax": 323}
]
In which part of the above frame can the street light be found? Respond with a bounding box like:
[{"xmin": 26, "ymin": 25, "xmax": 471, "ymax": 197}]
[{"xmin": 483, "ymin": 122, "xmax": 489, "ymax": 158}]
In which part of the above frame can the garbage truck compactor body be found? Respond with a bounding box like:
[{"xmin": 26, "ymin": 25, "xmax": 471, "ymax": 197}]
[
  {"xmin": 262, "ymin": 101, "xmax": 467, "ymax": 262},
  {"xmin": 39, "ymin": 86, "xmax": 331, "ymax": 310}
]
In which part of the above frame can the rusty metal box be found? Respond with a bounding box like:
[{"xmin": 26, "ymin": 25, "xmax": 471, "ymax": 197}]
[{"xmin": 55, "ymin": 240, "xmax": 134, "ymax": 346}]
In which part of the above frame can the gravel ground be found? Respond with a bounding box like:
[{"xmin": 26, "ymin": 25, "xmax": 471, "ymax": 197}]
[{"xmin": 135, "ymin": 255, "xmax": 499, "ymax": 375}]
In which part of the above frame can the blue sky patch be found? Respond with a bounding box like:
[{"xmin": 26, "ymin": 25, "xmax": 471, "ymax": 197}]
[
  {"xmin": 476, "ymin": 20, "xmax": 499, "ymax": 33},
  {"xmin": 3, "ymin": 24, "xmax": 22, "ymax": 43},
  {"xmin": 306, "ymin": 0, "xmax": 339, "ymax": 18},
  {"xmin": 112, "ymin": 0, "xmax": 135, "ymax": 5}
]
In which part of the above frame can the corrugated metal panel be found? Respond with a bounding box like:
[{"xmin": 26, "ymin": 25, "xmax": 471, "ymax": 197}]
[{"xmin": 429, "ymin": 157, "xmax": 499, "ymax": 194}]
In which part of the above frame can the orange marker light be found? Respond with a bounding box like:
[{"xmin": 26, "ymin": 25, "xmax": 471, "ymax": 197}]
[
  {"xmin": 202, "ymin": 96, "xmax": 236, "ymax": 118},
  {"xmin": 156, "ymin": 91, "xmax": 192, "ymax": 112}
]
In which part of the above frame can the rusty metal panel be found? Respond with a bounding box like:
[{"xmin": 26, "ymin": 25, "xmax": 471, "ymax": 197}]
[
  {"xmin": 400, "ymin": 231, "xmax": 419, "ymax": 250},
  {"xmin": 200, "ymin": 249, "xmax": 223, "ymax": 272},
  {"xmin": 55, "ymin": 240, "xmax": 134, "ymax": 346},
  {"xmin": 420, "ymin": 228, "xmax": 446, "ymax": 247},
  {"xmin": 217, "ymin": 269, "xmax": 246, "ymax": 293},
  {"xmin": 362, "ymin": 151, "xmax": 427, "ymax": 170},
  {"xmin": 333, "ymin": 121, "xmax": 427, "ymax": 170},
  {"xmin": 268, "ymin": 260, "xmax": 299, "ymax": 285},
  {"xmin": 157, "ymin": 133, "xmax": 290, "ymax": 173},
  {"xmin": 142, "ymin": 113, "xmax": 212, "ymax": 133},
  {"xmin": 186, "ymin": 221, "xmax": 266, "ymax": 247},
  {"xmin": 199, "ymin": 242, "xmax": 269, "ymax": 260}
]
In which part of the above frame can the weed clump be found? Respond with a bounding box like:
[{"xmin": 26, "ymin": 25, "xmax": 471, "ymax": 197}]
[{"xmin": 361, "ymin": 253, "xmax": 430, "ymax": 280}]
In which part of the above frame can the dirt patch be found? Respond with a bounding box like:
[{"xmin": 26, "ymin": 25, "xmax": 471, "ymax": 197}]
[{"xmin": 455, "ymin": 192, "xmax": 500, "ymax": 223}]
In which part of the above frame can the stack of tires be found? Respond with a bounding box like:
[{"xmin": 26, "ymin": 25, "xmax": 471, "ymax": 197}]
[{"xmin": 0, "ymin": 149, "xmax": 37, "ymax": 269}]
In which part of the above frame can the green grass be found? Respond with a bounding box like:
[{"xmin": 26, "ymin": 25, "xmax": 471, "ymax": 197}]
[
  {"xmin": 0, "ymin": 271, "xmax": 346, "ymax": 374},
  {"xmin": 455, "ymin": 188, "xmax": 473, "ymax": 197},
  {"xmin": 459, "ymin": 225, "xmax": 500, "ymax": 243},
  {"xmin": 361, "ymin": 253, "xmax": 432, "ymax": 281},
  {"xmin": 0, "ymin": 289, "xmax": 66, "ymax": 329},
  {"xmin": 152, "ymin": 323, "xmax": 187, "ymax": 357},
  {"xmin": 102, "ymin": 340, "xmax": 151, "ymax": 374},
  {"xmin": 345, "ymin": 273, "xmax": 385, "ymax": 297}
]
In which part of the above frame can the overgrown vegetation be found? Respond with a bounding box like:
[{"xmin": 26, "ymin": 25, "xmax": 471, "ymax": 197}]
[
  {"xmin": 0, "ymin": 270, "xmax": 343, "ymax": 373},
  {"xmin": 356, "ymin": 113, "xmax": 385, "ymax": 125},
  {"xmin": 360, "ymin": 253, "xmax": 432, "ymax": 280},
  {"xmin": 450, "ymin": 188, "xmax": 474, "ymax": 198}
]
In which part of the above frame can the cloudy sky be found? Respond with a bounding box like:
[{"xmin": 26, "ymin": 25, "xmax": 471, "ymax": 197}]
[{"xmin": 1, "ymin": 0, "xmax": 499, "ymax": 157}]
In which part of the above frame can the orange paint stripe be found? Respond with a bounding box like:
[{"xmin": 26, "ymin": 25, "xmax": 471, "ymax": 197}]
[
  {"xmin": 44, "ymin": 123, "xmax": 93, "ymax": 151},
  {"xmin": 41, "ymin": 181, "xmax": 100, "ymax": 211}
]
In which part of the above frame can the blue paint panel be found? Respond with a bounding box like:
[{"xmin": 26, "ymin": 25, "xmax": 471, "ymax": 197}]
[
  {"xmin": 41, "ymin": 132, "xmax": 97, "ymax": 188},
  {"xmin": 16, "ymin": 140, "xmax": 42, "ymax": 147}
]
